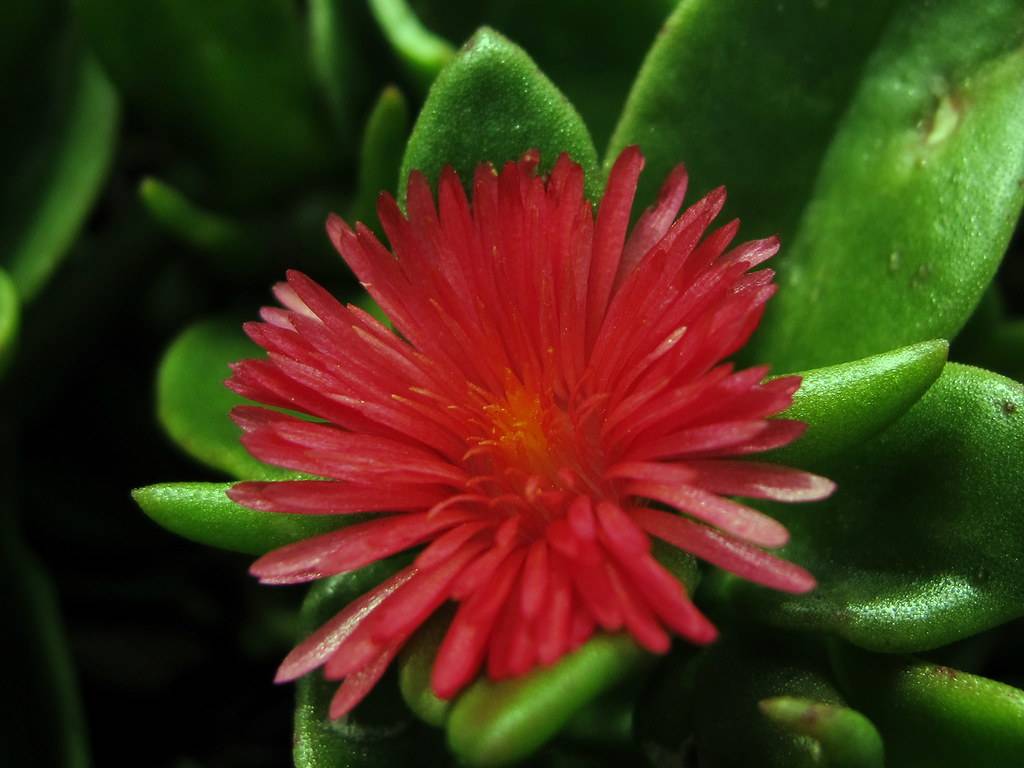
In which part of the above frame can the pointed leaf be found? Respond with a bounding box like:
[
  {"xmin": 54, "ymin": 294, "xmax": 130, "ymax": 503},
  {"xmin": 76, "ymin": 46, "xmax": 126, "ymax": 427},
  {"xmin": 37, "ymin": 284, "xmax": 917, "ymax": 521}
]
[
  {"xmin": 831, "ymin": 643, "xmax": 1024, "ymax": 768},
  {"xmin": 770, "ymin": 340, "xmax": 948, "ymax": 467},
  {"xmin": 157, "ymin": 318, "xmax": 291, "ymax": 480},
  {"xmin": 410, "ymin": 0, "xmax": 676, "ymax": 148},
  {"xmin": 608, "ymin": 0, "xmax": 897, "ymax": 235},
  {"xmin": 350, "ymin": 86, "xmax": 411, "ymax": 228},
  {"xmin": 754, "ymin": 0, "xmax": 1024, "ymax": 370},
  {"xmin": 133, "ymin": 482, "xmax": 355, "ymax": 555},
  {"xmin": 399, "ymin": 27, "xmax": 599, "ymax": 203},
  {"xmin": 724, "ymin": 364, "xmax": 1024, "ymax": 652}
]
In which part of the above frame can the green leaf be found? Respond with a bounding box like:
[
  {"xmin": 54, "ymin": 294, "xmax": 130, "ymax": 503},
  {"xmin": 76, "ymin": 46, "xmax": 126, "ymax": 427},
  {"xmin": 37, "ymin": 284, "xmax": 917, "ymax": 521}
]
[
  {"xmin": 723, "ymin": 363, "xmax": 1024, "ymax": 653},
  {"xmin": 409, "ymin": 0, "xmax": 675, "ymax": 149},
  {"xmin": 754, "ymin": 0, "xmax": 1024, "ymax": 370},
  {"xmin": 1, "ymin": 49, "xmax": 118, "ymax": 301},
  {"xmin": 350, "ymin": 86, "xmax": 412, "ymax": 228},
  {"xmin": 831, "ymin": 643, "xmax": 1024, "ymax": 768},
  {"xmin": 140, "ymin": 177, "xmax": 258, "ymax": 256},
  {"xmin": 0, "ymin": 268, "xmax": 19, "ymax": 378},
  {"xmin": 157, "ymin": 318, "xmax": 290, "ymax": 480},
  {"xmin": 691, "ymin": 634, "xmax": 847, "ymax": 768},
  {"xmin": 132, "ymin": 482, "xmax": 354, "ymax": 556},
  {"xmin": 368, "ymin": 0, "xmax": 455, "ymax": 93},
  {"xmin": 294, "ymin": 558, "xmax": 446, "ymax": 768},
  {"xmin": 308, "ymin": 0, "xmax": 375, "ymax": 146},
  {"xmin": 398, "ymin": 607, "xmax": 454, "ymax": 727},
  {"xmin": 399, "ymin": 27, "xmax": 600, "ymax": 204},
  {"xmin": 78, "ymin": 0, "xmax": 333, "ymax": 196},
  {"xmin": 3, "ymin": 534, "xmax": 90, "ymax": 768},
  {"xmin": 759, "ymin": 697, "xmax": 884, "ymax": 768},
  {"xmin": 446, "ymin": 633, "xmax": 650, "ymax": 767},
  {"xmin": 607, "ymin": 0, "xmax": 897, "ymax": 236},
  {"xmin": 770, "ymin": 340, "xmax": 948, "ymax": 468}
]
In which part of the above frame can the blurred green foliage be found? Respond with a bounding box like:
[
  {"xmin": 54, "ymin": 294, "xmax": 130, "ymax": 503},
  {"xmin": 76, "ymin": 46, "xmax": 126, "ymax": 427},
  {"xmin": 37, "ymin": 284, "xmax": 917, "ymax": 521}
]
[{"xmin": 3, "ymin": 1, "xmax": 1024, "ymax": 766}]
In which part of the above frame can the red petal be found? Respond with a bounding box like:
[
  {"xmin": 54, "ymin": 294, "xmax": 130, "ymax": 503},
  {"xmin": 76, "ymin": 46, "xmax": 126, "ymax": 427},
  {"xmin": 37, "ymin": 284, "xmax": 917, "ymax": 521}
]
[
  {"xmin": 627, "ymin": 481, "xmax": 790, "ymax": 549},
  {"xmin": 633, "ymin": 507, "xmax": 815, "ymax": 594},
  {"xmin": 686, "ymin": 460, "xmax": 837, "ymax": 502}
]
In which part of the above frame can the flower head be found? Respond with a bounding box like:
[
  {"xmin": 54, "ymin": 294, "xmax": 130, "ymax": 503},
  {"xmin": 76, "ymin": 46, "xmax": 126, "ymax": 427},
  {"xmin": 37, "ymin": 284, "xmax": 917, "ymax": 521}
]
[{"xmin": 226, "ymin": 148, "xmax": 834, "ymax": 718}]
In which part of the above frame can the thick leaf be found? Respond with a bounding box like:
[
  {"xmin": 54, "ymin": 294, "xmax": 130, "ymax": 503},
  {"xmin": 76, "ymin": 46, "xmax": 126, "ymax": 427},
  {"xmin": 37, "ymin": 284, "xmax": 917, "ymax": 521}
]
[
  {"xmin": 607, "ymin": 0, "xmax": 897, "ymax": 235},
  {"xmin": 294, "ymin": 557, "xmax": 446, "ymax": 768},
  {"xmin": 398, "ymin": 607, "xmax": 454, "ymax": 727},
  {"xmin": 369, "ymin": 0, "xmax": 454, "ymax": 93},
  {"xmin": 157, "ymin": 318, "xmax": 290, "ymax": 480},
  {"xmin": 350, "ymin": 86, "xmax": 411, "ymax": 228},
  {"xmin": 691, "ymin": 634, "xmax": 848, "ymax": 768},
  {"xmin": 1, "ymin": 49, "xmax": 118, "ymax": 301},
  {"xmin": 446, "ymin": 634, "xmax": 650, "ymax": 767},
  {"xmin": 399, "ymin": 27, "xmax": 600, "ymax": 203},
  {"xmin": 831, "ymin": 643, "xmax": 1024, "ymax": 768},
  {"xmin": 410, "ymin": 0, "xmax": 676, "ymax": 149},
  {"xmin": 79, "ymin": 0, "xmax": 333, "ymax": 196},
  {"xmin": 308, "ymin": 0, "xmax": 378, "ymax": 146},
  {"xmin": 0, "ymin": 268, "xmax": 18, "ymax": 378},
  {"xmin": 754, "ymin": 0, "xmax": 1024, "ymax": 370},
  {"xmin": 723, "ymin": 363, "xmax": 1024, "ymax": 652},
  {"xmin": 759, "ymin": 697, "xmax": 884, "ymax": 768},
  {"xmin": 770, "ymin": 340, "xmax": 948, "ymax": 468},
  {"xmin": 140, "ymin": 177, "xmax": 257, "ymax": 256},
  {"xmin": 133, "ymin": 482, "xmax": 353, "ymax": 556},
  {"xmin": 3, "ymin": 534, "xmax": 90, "ymax": 768}
]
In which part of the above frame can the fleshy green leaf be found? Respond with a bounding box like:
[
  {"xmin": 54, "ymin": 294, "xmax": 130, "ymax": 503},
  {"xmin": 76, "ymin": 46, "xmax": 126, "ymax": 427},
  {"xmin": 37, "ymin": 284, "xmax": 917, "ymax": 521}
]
[
  {"xmin": 759, "ymin": 697, "xmax": 884, "ymax": 768},
  {"xmin": 0, "ymin": 268, "xmax": 19, "ymax": 378},
  {"xmin": 409, "ymin": 0, "xmax": 675, "ymax": 149},
  {"xmin": 78, "ymin": 0, "xmax": 333, "ymax": 196},
  {"xmin": 723, "ymin": 363, "xmax": 1024, "ymax": 653},
  {"xmin": 446, "ymin": 634, "xmax": 650, "ymax": 767},
  {"xmin": 350, "ymin": 85, "xmax": 411, "ymax": 228},
  {"xmin": 3, "ymin": 534, "xmax": 90, "ymax": 768},
  {"xmin": 399, "ymin": 27, "xmax": 600, "ymax": 203},
  {"xmin": 157, "ymin": 318, "xmax": 290, "ymax": 480},
  {"xmin": 140, "ymin": 177, "xmax": 258, "ymax": 256},
  {"xmin": 607, "ymin": 0, "xmax": 897, "ymax": 236},
  {"xmin": 132, "ymin": 482, "xmax": 354, "ymax": 556},
  {"xmin": 831, "ymin": 643, "xmax": 1024, "ymax": 768},
  {"xmin": 294, "ymin": 558, "xmax": 446, "ymax": 768},
  {"xmin": 308, "ymin": 0, "xmax": 375, "ymax": 145},
  {"xmin": 1, "ymin": 49, "xmax": 118, "ymax": 301},
  {"xmin": 770, "ymin": 340, "xmax": 948, "ymax": 468},
  {"xmin": 368, "ymin": 0, "xmax": 455, "ymax": 93},
  {"xmin": 398, "ymin": 607, "xmax": 454, "ymax": 727},
  {"xmin": 754, "ymin": 0, "xmax": 1024, "ymax": 370},
  {"xmin": 691, "ymin": 635, "xmax": 847, "ymax": 768}
]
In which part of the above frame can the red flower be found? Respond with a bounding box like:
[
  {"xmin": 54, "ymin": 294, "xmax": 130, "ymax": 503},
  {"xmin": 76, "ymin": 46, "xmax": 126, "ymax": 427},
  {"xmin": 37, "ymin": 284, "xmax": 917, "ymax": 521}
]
[{"xmin": 227, "ymin": 148, "xmax": 834, "ymax": 718}]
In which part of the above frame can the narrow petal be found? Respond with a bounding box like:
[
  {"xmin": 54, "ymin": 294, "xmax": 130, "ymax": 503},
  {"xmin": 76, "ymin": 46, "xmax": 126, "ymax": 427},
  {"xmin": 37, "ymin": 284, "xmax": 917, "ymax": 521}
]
[
  {"xmin": 627, "ymin": 481, "xmax": 790, "ymax": 549},
  {"xmin": 686, "ymin": 460, "xmax": 837, "ymax": 502},
  {"xmin": 633, "ymin": 507, "xmax": 815, "ymax": 594}
]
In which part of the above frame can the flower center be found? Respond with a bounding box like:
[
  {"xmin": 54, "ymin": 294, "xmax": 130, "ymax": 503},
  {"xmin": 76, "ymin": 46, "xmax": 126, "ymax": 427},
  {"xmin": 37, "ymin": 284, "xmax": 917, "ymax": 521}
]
[{"xmin": 463, "ymin": 371, "xmax": 609, "ymax": 515}]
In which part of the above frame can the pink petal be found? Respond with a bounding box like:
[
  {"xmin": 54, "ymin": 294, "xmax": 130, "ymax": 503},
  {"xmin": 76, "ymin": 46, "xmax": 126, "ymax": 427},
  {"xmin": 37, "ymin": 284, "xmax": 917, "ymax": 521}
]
[
  {"xmin": 627, "ymin": 481, "xmax": 790, "ymax": 548},
  {"xmin": 686, "ymin": 460, "xmax": 836, "ymax": 502},
  {"xmin": 633, "ymin": 507, "xmax": 815, "ymax": 594}
]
